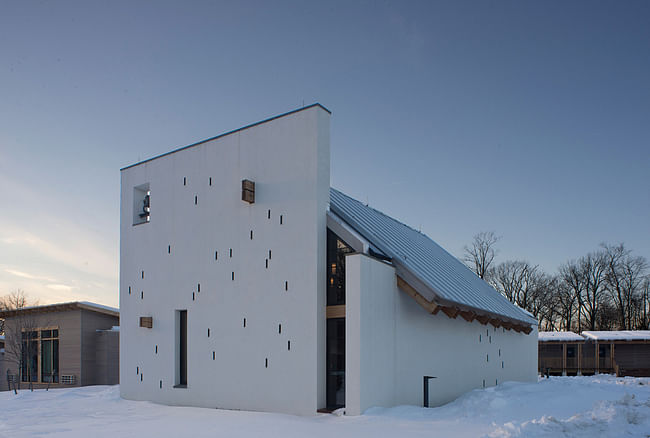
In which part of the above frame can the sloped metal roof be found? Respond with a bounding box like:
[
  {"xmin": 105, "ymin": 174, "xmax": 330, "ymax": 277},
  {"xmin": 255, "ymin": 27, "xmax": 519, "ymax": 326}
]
[{"xmin": 330, "ymin": 188, "xmax": 536, "ymax": 326}]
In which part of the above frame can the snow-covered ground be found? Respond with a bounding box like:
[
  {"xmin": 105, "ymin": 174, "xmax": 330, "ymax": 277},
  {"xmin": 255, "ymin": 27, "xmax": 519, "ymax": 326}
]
[{"xmin": 1, "ymin": 375, "xmax": 649, "ymax": 438}]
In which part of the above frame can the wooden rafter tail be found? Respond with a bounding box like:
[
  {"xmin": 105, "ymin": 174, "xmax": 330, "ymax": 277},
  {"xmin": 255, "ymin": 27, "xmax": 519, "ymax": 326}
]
[
  {"xmin": 458, "ymin": 310, "xmax": 475, "ymax": 323},
  {"xmin": 396, "ymin": 275, "xmax": 438, "ymax": 314},
  {"xmin": 441, "ymin": 307, "xmax": 459, "ymax": 319},
  {"xmin": 489, "ymin": 319, "xmax": 502, "ymax": 328},
  {"xmin": 502, "ymin": 322, "xmax": 513, "ymax": 330},
  {"xmin": 513, "ymin": 325, "xmax": 523, "ymax": 333},
  {"xmin": 476, "ymin": 315, "xmax": 490, "ymax": 325},
  {"xmin": 522, "ymin": 326, "xmax": 533, "ymax": 335}
]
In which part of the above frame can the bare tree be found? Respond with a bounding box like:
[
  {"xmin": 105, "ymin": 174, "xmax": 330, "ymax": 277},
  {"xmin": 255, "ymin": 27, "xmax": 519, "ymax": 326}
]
[
  {"xmin": 558, "ymin": 259, "xmax": 584, "ymax": 331},
  {"xmin": 602, "ymin": 244, "xmax": 648, "ymax": 329},
  {"xmin": 0, "ymin": 290, "xmax": 33, "ymax": 333},
  {"xmin": 579, "ymin": 251, "xmax": 607, "ymax": 331},
  {"xmin": 0, "ymin": 291, "xmax": 40, "ymax": 391},
  {"xmin": 463, "ymin": 231, "xmax": 500, "ymax": 280}
]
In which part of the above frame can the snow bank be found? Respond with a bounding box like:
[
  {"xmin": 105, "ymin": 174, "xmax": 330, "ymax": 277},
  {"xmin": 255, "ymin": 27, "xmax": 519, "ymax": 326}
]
[{"xmin": 1, "ymin": 375, "xmax": 649, "ymax": 438}]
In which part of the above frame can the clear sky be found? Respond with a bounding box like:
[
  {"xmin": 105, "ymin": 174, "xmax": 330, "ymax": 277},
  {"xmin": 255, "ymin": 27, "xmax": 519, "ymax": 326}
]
[{"xmin": 1, "ymin": 1, "xmax": 648, "ymax": 307}]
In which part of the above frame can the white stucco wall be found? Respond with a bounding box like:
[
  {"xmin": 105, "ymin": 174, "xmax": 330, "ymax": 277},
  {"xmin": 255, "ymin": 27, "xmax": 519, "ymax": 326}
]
[
  {"xmin": 120, "ymin": 105, "xmax": 330, "ymax": 415},
  {"xmin": 345, "ymin": 254, "xmax": 538, "ymax": 415}
]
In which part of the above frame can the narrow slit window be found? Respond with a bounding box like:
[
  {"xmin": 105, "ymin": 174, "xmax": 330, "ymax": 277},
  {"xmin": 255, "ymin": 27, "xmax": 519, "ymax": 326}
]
[
  {"xmin": 140, "ymin": 374, "xmax": 143, "ymax": 382},
  {"xmin": 194, "ymin": 195, "xmax": 198, "ymax": 205},
  {"xmin": 265, "ymin": 259, "xmax": 268, "ymax": 269},
  {"xmin": 207, "ymin": 328, "xmax": 210, "ymax": 337},
  {"xmin": 209, "ymin": 177, "xmax": 212, "ymax": 186},
  {"xmin": 232, "ymin": 272, "xmax": 235, "ymax": 281},
  {"xmin": 192, "ymin": 292, "xmax": 195, "ymax": 301},
  {"xmin": 160, "ymin": 380, "xmax": 162, "ymax": 389},
  {"xmin": 229, "ymin": 249, "xmax": 232, "ymax": 258},
  {"xmin": 183, "ymin": 177, "xmax": 186, "ymax": 186},
  {"xmin": 285, "ymin": 281, "xmax": 288, "ymax": 291},
  {"xmin": 278, "ymin": 324, "xmax": 282, "ymax": 334},
  {"xmin": 136, "ymin": 366, "xmax": 139, "ymax": 375},
  {"xmin": 267, "ymin": 209, "xmax": 271, "ymax": 219},
  {"xmin": 215, "ymin": 251, "xmax": 218, "ymax": 260},
  {"xmin": 280, "ymin": 215, "xmax": 283, "ymax": 225},
  {"xmin": 142, "ymin": 271, "xmax": 144, "ymax": 279},
  {"xmin": 176, "ymin": 310, "xmax": 187, "ymax": 387},
  {"xmin": 197, "ymin": 283, "xmax": 200, "ymax": 292},
  {"xmin": 288, "ymin": 341, "xmax": 291, "ymax": 351},
  {"xmin": 213, "ymin": 351, "xmax": 215, "ymax": 360},
  {"xmin": 250, "ymin": 230, "xmax": 253, "ymax": 240},
  {"xmin": 155, "ymin": 345, "xmax": 158, "ymax": 354},
  {"xmin": 128, "ymin": 286, "xmax": 131, "ymax": 295},
  {"xmin": 268, "ymin": 250, "xmax": 272, "ymax": 259},
  {"xmin": 265, "ymin": 358, "xmax": 268, "ymax": 368},
  {"xmin": 141, "ymin": 291, "xmax": 143, "ymax": 300},
  {"xmin": 487, "ymin": 354, "xmax": 489, "ymax": 362},
  {"xmin": 168, "ymin": 245, "xmax": 171, "ymax": 254}
]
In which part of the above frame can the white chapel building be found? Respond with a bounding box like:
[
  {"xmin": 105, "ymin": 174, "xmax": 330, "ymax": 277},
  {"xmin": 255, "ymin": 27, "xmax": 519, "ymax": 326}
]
[{"xmin": 119, "ymin": 104, "xmax": 537, "ymax": 416}]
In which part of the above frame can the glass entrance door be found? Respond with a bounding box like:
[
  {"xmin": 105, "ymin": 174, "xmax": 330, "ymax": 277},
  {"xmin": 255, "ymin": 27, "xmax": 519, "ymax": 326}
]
[{"xmin": 326, "ymin": 317, "xmax": 345, "ymax": 409}]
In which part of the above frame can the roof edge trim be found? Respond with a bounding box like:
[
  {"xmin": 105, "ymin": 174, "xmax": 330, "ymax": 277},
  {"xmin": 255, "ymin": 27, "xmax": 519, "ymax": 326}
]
[{"xmin": 120, "ymin": 103, "xmax": 331, "ymax": 171}]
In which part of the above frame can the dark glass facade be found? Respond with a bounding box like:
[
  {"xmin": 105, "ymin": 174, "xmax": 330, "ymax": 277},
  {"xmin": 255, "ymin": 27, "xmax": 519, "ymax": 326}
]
[
  {"xmin": 327, "ymin": 229, "xmax": 354, "ymax": 306},
  {"xmin": 326, "ymin": 230, "xmax": 353, "ymax": 409}
]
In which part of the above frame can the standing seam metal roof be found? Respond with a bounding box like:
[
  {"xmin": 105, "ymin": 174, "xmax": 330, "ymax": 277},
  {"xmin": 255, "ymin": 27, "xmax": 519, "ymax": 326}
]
[{"xmin": 329, "ymin": 188, "xmax": 536, "ymax": 325}]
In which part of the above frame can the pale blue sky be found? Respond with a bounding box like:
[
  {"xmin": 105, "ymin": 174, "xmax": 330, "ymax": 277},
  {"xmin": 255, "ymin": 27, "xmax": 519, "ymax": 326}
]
[{"xmin": 1, "ymin": 1, "xmax": 648, "ymax": 307}]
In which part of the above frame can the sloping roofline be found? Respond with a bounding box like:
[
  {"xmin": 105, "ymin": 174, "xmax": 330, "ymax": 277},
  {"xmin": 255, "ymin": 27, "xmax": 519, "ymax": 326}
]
[
  {"xmin": 329, "ymin": 188, "xmax": 536, "ymax": 329},
  {"xmin": 0, "ymin": 301, "xmax": 119, "ymax": 319},
  {"xmin": 121, "ymin": 103, "xmax": 331, "ymax": 171}
]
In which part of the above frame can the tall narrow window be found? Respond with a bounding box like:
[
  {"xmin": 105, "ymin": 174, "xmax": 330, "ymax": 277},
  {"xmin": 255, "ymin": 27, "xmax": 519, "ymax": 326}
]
[{"xmin": 176, "ymin": 310, "xmax": 188, "ymax": 387}]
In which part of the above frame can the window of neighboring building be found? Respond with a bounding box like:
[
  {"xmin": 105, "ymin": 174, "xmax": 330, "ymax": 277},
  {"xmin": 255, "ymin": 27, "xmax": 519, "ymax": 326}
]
[
  {"xmin": 21, "ymin": 328, "xmax": 59, "ymax": 383},
  {"xmin": 41, "ymin": 329, "xmax": 59, "ymax": 383}
]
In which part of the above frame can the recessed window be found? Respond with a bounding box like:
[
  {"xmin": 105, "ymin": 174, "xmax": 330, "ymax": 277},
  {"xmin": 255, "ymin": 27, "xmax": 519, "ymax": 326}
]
[
  {"xmin": 133, "ymin": 183, "xmax": 151, "ymax": 225},
  {"xmin": 20, "ymin": 328, "xmax": 60, "ymax": 384},
  {"xmin": 176, "ymin": 310, "xmax": 187, "ymax": 387}
]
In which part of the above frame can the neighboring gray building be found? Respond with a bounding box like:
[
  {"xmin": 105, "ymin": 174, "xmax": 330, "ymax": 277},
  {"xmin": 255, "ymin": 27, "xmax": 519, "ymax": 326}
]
[{"xmin": 0, "ymin": 301, "xmax": 119, "ymax": 391}]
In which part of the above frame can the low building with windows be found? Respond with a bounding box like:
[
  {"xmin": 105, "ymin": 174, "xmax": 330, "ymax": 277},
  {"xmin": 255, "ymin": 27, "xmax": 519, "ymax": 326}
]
[
  {"xmin": 120, "ymin": 104, "xmax": 538, "ymax": 416},
  {"xmin": 539, "ymin": 330, "xmax": 650, "ymax": 377},
  {"xmin": 0, "ymin": 301, "xmax": 119, "ymax": 391}
]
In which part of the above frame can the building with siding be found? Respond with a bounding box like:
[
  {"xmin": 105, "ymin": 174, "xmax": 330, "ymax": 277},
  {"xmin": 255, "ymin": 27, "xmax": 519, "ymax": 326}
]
[
  {"xmin": 0, "ymin": 302, "xmax": 119, "ymax": 391},
  {"xmin": 119, "ymin": 104, "xmax": 538, "ymax": 416},
  {"xmin": 538, "ymin": 330, "xmax": 650, "ymax": 376}
]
